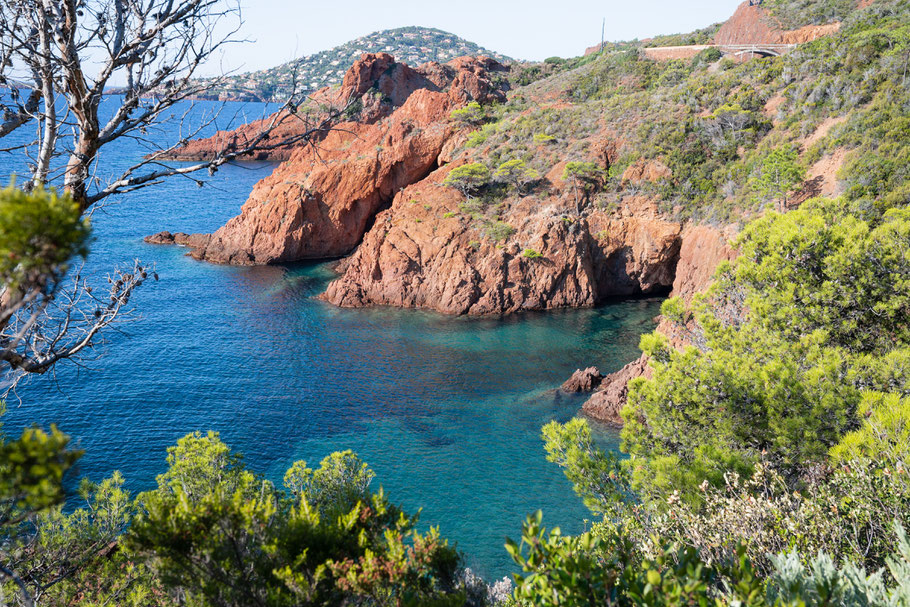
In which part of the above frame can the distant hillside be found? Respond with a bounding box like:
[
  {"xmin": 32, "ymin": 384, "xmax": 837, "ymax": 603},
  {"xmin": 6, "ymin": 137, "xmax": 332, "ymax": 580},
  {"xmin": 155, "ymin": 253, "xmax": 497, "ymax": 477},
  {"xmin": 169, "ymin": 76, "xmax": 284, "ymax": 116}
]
[{"xmin": 196, "ymin": 26, "xmax": 512, "ymax": 102}]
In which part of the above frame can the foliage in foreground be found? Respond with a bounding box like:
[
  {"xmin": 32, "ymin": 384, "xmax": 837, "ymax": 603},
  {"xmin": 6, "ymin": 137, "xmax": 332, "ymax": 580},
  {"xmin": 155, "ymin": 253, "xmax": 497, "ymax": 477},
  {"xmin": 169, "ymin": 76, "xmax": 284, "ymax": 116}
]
[
  {"xmin": 1, "ymin": 431, "xmax": 465, "ymax": 607},
  {"xmin": 507, "ymin": 512, "xmax": 910, "ymax": 607},
  {"xmin": 624, "ymin": 200, "xmax": 909, "ymax": 506}
]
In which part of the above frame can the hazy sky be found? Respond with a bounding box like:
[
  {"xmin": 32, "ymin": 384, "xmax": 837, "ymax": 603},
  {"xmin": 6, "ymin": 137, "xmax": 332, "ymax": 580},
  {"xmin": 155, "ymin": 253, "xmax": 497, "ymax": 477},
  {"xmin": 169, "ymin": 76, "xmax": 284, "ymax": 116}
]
[{"xmin": 203, "ymin": 0, "xmax": 743, "ymax": 75}]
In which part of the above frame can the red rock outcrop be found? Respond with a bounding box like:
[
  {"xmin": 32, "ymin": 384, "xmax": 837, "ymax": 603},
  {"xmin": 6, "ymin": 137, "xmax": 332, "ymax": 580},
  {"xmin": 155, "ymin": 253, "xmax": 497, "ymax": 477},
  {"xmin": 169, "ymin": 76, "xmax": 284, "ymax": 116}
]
[
  {"xmin": 320, "ymin": 180, "xmax": 682, "ymax": 316},
  {"xmin": 714, "ymin": 1, "xmax": 841, "ymax": 45},
  {"xmin": 160, "ymin": 109, "xmax": 314, "ymax": 162},
  {"xmin": 562, "ymin": 367, "xmax": 604, "ymax": 393},
  {"xmin": 582, "ymin": 354, "xmax": 652, "ymax": 426},
  {"xmin": 144, "ymin": 231, "xmax": 211, "ymax": 249},
  {"xmin": 671, "ymin": 224, "xmax": 737, "ymax": 300},
  {"xmin": 187, "ymin": 91, "xmax": 456, "ymax": 264},
  {"xmin": 621, "ymin": 159, "xmax": 672, "ymax": 186},
  {"xmin": 147, "ymin": 53, "xmax": 509, "ymax": 264}
]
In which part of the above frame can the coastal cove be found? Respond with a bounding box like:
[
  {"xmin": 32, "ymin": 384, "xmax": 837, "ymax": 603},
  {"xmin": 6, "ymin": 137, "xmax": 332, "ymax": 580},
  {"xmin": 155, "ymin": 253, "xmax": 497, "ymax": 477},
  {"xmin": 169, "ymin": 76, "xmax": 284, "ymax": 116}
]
[
  {"xmin": 0, "ymin": 99, "xmax": 660, "ymax": 579},
  {"xmin": 4, "ymin": 0, "xmax": 910, "ymax": 601}
]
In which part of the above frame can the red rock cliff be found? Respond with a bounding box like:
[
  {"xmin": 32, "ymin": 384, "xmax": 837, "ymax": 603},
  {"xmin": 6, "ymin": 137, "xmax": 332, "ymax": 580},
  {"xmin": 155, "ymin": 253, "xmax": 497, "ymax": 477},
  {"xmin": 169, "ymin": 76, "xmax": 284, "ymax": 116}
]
[
  {"xmin": 321, "ymin": 182, "xmax": 682, "ymax": 315},
  {"xmin": 714, "ymin": 1, "xmax": 841, "ymax": 45},
  {"xmin": 147, "ymin": 53, "xmax": 509, "ymax": 264},
  {"xmin": 581, "ymin": 223, "xmax": 737, "ymax": 425}
]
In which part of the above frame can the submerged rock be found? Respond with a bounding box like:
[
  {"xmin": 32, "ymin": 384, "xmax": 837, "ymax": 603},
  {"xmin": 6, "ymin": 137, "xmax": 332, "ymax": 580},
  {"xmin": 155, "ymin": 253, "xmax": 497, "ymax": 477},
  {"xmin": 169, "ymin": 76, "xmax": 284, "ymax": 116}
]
[{"xmin": 144, "ymin": 231, "xmax": 211, "ymax": 249}]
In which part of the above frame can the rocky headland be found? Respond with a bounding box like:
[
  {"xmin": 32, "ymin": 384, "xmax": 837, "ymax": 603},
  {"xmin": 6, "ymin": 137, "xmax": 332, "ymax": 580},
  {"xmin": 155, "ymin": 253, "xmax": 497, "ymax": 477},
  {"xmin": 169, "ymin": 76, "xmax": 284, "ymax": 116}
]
[{"xmin": 148, "ymin": 52, "xmax": 699, "ymax": 314}]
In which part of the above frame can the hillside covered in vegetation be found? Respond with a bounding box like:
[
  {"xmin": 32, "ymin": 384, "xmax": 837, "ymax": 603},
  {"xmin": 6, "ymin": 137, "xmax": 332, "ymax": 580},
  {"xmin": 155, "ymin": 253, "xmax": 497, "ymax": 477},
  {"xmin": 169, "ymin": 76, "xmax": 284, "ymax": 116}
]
[{"xmin": 195, "ymin": 26, "xmax": 512, "ymax": 102}]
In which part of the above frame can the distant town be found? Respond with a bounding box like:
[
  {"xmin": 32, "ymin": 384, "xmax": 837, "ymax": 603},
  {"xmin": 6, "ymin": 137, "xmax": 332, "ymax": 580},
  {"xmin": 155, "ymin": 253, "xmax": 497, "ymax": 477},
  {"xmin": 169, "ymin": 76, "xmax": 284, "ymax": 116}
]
[{"xmin": 194, "ymin": 26, "xmax": 513, "ymax": 102}]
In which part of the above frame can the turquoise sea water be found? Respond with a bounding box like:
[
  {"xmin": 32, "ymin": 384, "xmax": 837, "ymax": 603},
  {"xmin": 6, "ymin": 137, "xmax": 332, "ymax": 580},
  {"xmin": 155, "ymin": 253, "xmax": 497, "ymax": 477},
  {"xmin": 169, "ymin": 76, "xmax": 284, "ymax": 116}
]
[{"xmin": 0, "ymin": 97, "xmax": 660, "ymax": 578}]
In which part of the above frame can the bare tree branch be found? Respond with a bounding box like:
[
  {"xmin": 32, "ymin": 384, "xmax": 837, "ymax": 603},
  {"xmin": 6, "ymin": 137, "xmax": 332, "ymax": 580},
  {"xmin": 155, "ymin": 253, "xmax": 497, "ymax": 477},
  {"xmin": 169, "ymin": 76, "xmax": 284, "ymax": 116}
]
[
  {"xmin": 0, "ymin": 259, "xmax": 151, "ymax": 394},
  {"xmin": 0, "ymin": 1, "xmax": 358, "ymax": 384},
  {"xmin": 0, "ymin": 563, "xmax": 34, "ymax": 607}
]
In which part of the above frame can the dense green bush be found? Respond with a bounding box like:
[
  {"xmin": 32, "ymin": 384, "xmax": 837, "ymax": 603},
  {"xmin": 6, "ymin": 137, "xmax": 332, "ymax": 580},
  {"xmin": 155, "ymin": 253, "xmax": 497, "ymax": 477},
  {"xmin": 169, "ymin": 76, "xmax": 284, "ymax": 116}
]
[
  {"xmin": 443, "ymin": 163, "xmax": 492, "ymax": 197},
  {"xmin": 0, "ymin": 182, "xmax": 90, "ymax": 297},
  {"xmin": 451, "ymin": 102, "xmax": 487, "ymax": 127},
  {"xmin": 619, "ymin": 201, "xmax": 910, "ymax": 502},
  {"xmin": 507, "ymin": 510, "xmax": 910, "ymax": 606},
  {"xmin": 2, "ymin": 430, "xmax": 467, "ymax": 607},
  {"xmin": 493, "ymin": 159, "xmax": 539, "ymax": 194}
]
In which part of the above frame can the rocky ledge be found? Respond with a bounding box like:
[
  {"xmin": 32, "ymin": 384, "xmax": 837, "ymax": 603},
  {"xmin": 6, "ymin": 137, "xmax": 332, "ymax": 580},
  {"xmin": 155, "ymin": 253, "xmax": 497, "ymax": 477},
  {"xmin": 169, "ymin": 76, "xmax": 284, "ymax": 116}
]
[{"xmin": 561, "ymin": 367, "xmax": 604, "ymax": 393}]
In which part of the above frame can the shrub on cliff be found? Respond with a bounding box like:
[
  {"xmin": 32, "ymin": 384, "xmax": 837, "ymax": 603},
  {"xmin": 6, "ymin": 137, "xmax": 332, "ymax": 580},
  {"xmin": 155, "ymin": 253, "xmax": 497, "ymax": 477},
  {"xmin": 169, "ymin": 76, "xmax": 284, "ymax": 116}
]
[
  {"xmin": 698, "ymin": 104, "xmax": 769, "ymax": 151},
  {"xmin": 620, "ymin": 201, "xmax": 910, "ymax": 502},
  {"xmin": 542, "ymin": 415, "xmax": 910, "ymax": 578},
  {"xmin": 451, "ymin": 102, "xmax": 487, "ymax": 126},
  {"xmin": 493, "ymin": 159, "xmax": 539, "ymax": 194},
  {"xmin": 444, "ymin": 163, "xmax": 492, "ymax": 198},
  {"xmin": 563, "ymin": 162, "xmax": 607, "ymax": 210},
  {"xmin": 0, "ymin": 183, "xmax": 91, "ymax": 294},
  {"xmin": 535, "ymin": 199, "xmax": 910, "ymax": 576},
  {"xmin": 691, "ymin": 46, "xmax": 723, "ymax": 69},
  {"xmin": 506, "ymin": 509, "xmax": 766, "ymax": 607},
  {"xmin": 752, "ymin": 145, "xmax": 805, "ymax": 209}
]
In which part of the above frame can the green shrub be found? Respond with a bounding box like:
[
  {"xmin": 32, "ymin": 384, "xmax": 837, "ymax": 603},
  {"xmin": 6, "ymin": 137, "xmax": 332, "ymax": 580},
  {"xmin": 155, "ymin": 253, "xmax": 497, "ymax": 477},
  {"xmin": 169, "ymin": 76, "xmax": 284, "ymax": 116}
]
[
  {"xmin": 484, "ymin": 220, "xmax": 515, "ymax": 242},
  {"xmin": 465, "ymin": 122, "xmax": 499, "ymax": 147},
  {"xmin": 691, "ymin": 46, "xmax": 723, "ymax": 68},
  {"xmin": 0, "ymin": 182, "xmax": 90, "ymax": 293},
  {"xmin": 127, "ymin": 433, "xmax": 463, "ymax": 606},
  {"xmin": 443, "ymin": 163, "xmax": 491, "ymax": 197},
  {"xmin": 494, "ymin": 159, "xmax": 539, "ymax": 193},
  {"xmin": 752, "ymin": 145, "xmax": 805, "ymax": 207},
  {"xmin": 450, "ymin": 101, "xmax": 486, "ymax": 126}
]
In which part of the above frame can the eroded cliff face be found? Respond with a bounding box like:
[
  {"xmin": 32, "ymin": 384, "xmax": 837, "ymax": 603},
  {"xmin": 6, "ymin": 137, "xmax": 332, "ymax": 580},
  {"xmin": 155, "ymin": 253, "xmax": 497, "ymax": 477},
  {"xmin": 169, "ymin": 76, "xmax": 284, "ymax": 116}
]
[
  {"xmin": 321, "ymin": 177, "xmax": 682, "ymax": 315},
  {"xmin": 713, "ymin": 1, "xmax": 841, "ymax": 45},
  {"xmin": 670, "ymin": 224, "xmax": 738, "ymax": 300},
  {"xmin": 580, "ymin": 223, "xmax": 738, "ymax": 425}
]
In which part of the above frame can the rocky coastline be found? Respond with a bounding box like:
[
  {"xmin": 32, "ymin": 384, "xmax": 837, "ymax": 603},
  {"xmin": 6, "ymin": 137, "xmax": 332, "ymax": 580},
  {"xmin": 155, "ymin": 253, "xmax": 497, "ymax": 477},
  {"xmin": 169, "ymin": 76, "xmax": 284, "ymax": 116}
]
[{"xmin": 146, "ymin": 0, "xmax": 844, "ymax": 425}]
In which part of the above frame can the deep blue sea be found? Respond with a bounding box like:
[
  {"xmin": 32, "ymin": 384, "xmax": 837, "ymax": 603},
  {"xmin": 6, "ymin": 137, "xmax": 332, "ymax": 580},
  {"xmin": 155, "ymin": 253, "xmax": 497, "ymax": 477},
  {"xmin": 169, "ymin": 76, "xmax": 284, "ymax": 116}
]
[{"xmin": 0, "ymin": 96, "xmax": 659, "ymax": 579}]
